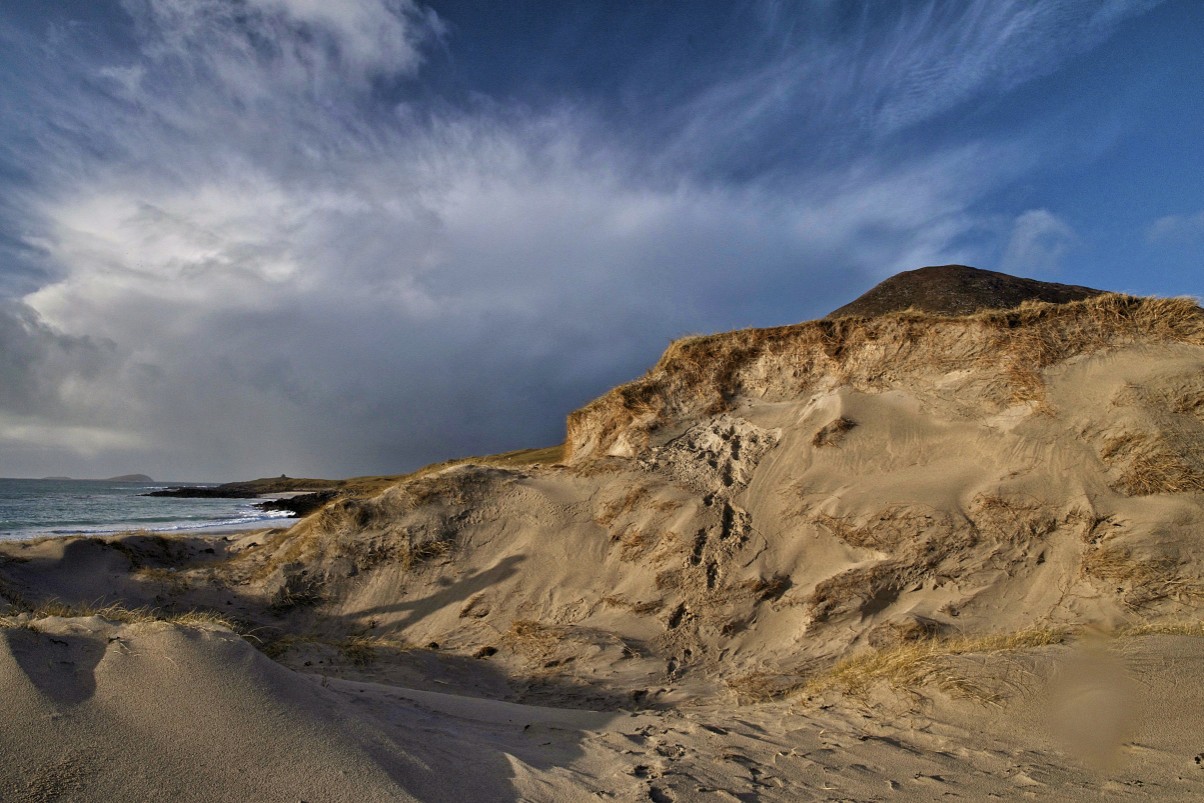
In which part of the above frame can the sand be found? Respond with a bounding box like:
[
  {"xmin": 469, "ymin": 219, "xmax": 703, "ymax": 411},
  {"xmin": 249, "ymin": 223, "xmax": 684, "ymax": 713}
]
[{"xmin": 5, "ymin": 291, "xmax": 1204, "ymax": 800}]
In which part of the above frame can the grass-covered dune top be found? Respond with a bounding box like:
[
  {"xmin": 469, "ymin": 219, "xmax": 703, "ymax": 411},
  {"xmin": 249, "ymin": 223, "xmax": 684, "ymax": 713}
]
[
  {"xmin": 159, "ymin": 445, "xmax": 566, "ymax": 504},
  {"xmin": 567, "ymin": 291, "xmax": 1204, "ymax": 461}
]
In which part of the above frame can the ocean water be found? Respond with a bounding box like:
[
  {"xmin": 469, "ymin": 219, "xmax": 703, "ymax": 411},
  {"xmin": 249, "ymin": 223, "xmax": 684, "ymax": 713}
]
[{"xmin": 0, "ymin": 478, "xmax": 294, "ymax": 541}]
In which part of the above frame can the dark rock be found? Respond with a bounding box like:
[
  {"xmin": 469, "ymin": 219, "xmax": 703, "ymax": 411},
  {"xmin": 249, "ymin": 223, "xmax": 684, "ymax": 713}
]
[
  {"xmin": 143, "ymin": 487, "xmax": 259, "ymax": 499},
  {"xmin": 142, "ymin": 475, "xmax": 341, "ymax": 499},
  {"xmin": 255, "ymin": 491, "xmax": 339, "ymax": 517},
  {"xmin": 827, "ymin": 265, "xmax": 1104, "ymax": 319}
]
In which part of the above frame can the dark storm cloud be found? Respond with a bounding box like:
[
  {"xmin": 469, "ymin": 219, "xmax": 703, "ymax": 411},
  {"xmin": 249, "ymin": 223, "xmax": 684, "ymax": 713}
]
[{"xmin": 0, "ymin": 301, "xmax": 116, "ymax": 416}]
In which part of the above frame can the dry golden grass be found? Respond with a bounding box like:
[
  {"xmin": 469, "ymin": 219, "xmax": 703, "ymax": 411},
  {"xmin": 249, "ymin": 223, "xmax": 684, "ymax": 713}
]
[
  {"xmin": 742, "ymin": 573, "xmax": 792, "ymax": 602},
  {"xmin": 1172, "ymin": 390, "xmax": 1204, "ymax": 417},
  {"xmin": 726, "ymin": 670, "xmax": 810, "ymax": 703},
  {"xmin": 809, "ymin": 510, "xmax": 941, "ymax": 550},
  {"xmin": 501, "ymin": 619, "xmax": 634, "ymax": 668},
  {"xmin": 133, "ymin": 566, "xmax": 192, "ymax": 593},
  {"xmin": 228, "ymin": 443, "xmax": 561, "ymax": 583},
  {"xmin": 567, "ymin": 293, "xmax": 1204, "ymax": 461},
  {"xmin": 1103, "ymin": 437, "xmax": 1204, "ymax": 496},
  {"xmin": 807, "ymin": 560, "xmax": 935, "ymax": 623},
  {"xmin": 1080, "ymin": 546, "xmax": 1204, "ymax": 609},
  {"xmin": 336, "ymin": 633, "xmax": 414, "ymax": 666},
  {"xmin": 594, "ymin": 486, "xmax": 651, "ymax": 528},
  {"xmin": 778, "ymin": 620, "xmax": 1204, "ymax": 705},
  {"xmin": 394, "ymin": 537, "xmax": 454, "ymax": 572},
  {"xmin": 969, "ymin": 493, "xmax": 1058, "ymax": 542},
  {"xmin": 238, "ymin": 507, "xmax": 458, "ymax": 595},
  {"xmin": 801, "ymin": 628, "xmax": 1067, "ymax": 704},
  {"xmin": 0, "ymin": 599, "xmax": 238, "ymax": 632},
  {"xmin": 254, "ymin": 631, "xmax": 414, "ymax": 664},
  {"xmin": 654, "ymin": 568, "xmax": 683, "ymax": 591},
  {"xmin": 811, "ymin": 417, "xmax": 857, "ymax": 448},
  {"xmin": 601, "ymin": 595, "xmax": 664, "ymax": 615},
  {"xmin": 504, "ymin": 619, "xmax": 563, "ymax": 655},
  {"xmin": 334, "ymin": 444, "xmax": 565, "ymax": 499},
  {"xmin": 615, "ymin": 528, "xmax": 654, "ymax": 561},
  {"xmin": 257, "ymin": 632, "xmax": 318, "ymax": 660},
  {"xmin": 1119, "ymin": 619, "xmax": 1204, "ymax": 637}
]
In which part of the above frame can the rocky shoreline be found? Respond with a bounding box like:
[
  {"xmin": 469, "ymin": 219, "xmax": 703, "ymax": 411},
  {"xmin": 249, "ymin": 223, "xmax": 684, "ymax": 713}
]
[
  {"xmin": 143, "ymin": 486, "xmax": 259, "ymax": 499},
  {"xmin": 143, "ymin": 477, "xmax": 342, "ymax": 518}
]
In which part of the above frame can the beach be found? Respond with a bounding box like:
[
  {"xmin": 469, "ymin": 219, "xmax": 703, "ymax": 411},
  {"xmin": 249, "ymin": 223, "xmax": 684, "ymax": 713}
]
[{"xmin": 5, "ymin": 287, "xmax": 1204, "ymax": 799}]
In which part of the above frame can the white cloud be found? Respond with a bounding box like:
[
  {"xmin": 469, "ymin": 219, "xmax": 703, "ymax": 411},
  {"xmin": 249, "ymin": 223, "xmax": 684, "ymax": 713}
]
[
  {"xmin": 123, "ymin": 0, "xmax": 435, "ymax": 92},
  {"xmin": 1147, "ymin": 211, "xmax": 1204, "ymax": 245},
  {"xmin": 245, "ymin": 0, "xmax": 439, "ymax": 76},
  {"xmin": 1000, "ymin": 209, "xmax": 1076, "ymax": 276}
]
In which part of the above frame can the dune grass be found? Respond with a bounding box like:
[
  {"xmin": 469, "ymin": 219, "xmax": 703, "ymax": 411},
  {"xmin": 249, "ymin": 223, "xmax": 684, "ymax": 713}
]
[
  {"xmin": 0, "ymin": 598, "xmax": 238, "ymax": 632},
  {"xmin": 335, "ymin": 444, "xmax": 565, "ymax": 498},
  {"xmin": 798, "ymin": 616, "xmax": 1204, "ymax": 706},
  {"xmin": 800, "ymin": 628, "xmax": 1068, "ymax": 704},
  {"xmin": 567, "ymin": 293, "xmax": 1204, "ymax": 461},
  {"xmin": 1118, "ymin": 619, "xmax": 1204, "ymax": 637},
  {"xmin": 256, "ymin": 630, "xmax": 417, "ymax": 664}
]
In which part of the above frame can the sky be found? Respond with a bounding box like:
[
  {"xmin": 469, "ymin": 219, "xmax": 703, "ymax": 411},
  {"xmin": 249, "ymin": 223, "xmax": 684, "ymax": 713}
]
[{"xmin": 0, "ymin": 0, "xmax": 1202, "ymax": 481}]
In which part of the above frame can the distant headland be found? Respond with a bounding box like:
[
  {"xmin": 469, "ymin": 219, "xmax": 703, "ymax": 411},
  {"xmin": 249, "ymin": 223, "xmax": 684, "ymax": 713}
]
[{"xmin": 38, "ymin": 474, "xmax": 155, "ymax": 482}]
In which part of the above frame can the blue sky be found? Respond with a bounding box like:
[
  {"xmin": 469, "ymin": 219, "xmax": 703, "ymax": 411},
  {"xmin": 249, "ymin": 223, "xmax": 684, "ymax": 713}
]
[{"xmin": 0, "ymin": 0, "xmax": 1201, "ymax": 480}]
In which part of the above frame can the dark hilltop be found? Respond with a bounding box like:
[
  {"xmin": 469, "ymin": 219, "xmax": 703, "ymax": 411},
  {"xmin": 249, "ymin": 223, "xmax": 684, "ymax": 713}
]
[{"xmin": 827, "ymin": 264, "xmax": 1105, "ymax": 319}]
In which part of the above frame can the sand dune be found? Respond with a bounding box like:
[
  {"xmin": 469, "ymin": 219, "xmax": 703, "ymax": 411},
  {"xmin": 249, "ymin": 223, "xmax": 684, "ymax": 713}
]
[{"xmin": 5, "ymin": 271, "xmax": 1204, "ymax": 800}]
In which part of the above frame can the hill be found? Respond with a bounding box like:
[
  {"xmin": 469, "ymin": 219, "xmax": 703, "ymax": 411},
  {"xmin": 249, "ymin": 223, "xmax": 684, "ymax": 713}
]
[
  {"xmin": 826, "ymin": 264, "xmax": 1104, "ymax": 318},
  {"xmin": 5, "ymin": 269, "xmax": 1204, "ymax": 800}
]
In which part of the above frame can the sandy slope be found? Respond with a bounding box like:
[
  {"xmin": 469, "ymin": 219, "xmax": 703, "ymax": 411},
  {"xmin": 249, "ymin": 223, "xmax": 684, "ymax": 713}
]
[
  {"xmin": 4, "ymin": 610, "xmax": 1204, "ymax": 800},
  {"xmin": 5, "ymin": 290, "xmax": 1204, "ymax": 800},
  {"xmin": 0, "ymin": 616, "xmax": 425, "ymax": 802}
]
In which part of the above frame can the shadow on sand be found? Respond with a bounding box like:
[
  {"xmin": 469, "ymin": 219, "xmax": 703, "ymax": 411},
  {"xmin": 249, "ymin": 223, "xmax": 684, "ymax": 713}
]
[{"xmin": 0, "ymin": 531, "xmax": 640, "ymax": 801}]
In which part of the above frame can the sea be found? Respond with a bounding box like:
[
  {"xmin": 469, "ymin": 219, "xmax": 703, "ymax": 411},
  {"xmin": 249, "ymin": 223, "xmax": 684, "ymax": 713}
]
[{"xmin": 0, "ymin": 478, "xmax": 294, "ymax": 541}]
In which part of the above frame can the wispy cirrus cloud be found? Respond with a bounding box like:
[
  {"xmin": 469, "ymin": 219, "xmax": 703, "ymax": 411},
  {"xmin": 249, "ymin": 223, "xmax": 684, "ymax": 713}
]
[
  {"xmin": 124, "ymin": 0, "xmax": 438, "ymax": 92},
  {"xmin": 661, "ymin": 0, "xmax": 1164, "ymax": 174}
]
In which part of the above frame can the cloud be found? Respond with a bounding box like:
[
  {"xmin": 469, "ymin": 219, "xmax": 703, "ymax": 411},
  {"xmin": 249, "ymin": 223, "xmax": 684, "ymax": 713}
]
[
  {"xmin": 0, "ymin": 300, "xmax": 119, "ymax": 418},
  {"xmin": 123, "ymin": 0, "xmax": 437, "ymax": 91},
  {"xmin": 661, "ymin": 0, "xmax": 1164, "ymax": 173},
  {"xmin": 1000, "ymin": 209, "xmax": 1077, "ymax": 276},
  {"xmin": 0, "ymin": 1, "xmax": 1163, "ymax": 478},
  {"xmin": 20, "ymin": 116, "xmax": 1004, "ymax": 478},
  {"xmin": 1147, "ymin": 211, "xmax": 1204, "ymax": 245}
]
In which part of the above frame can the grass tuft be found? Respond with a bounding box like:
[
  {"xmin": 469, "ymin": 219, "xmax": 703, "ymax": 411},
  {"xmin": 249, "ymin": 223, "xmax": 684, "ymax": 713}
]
[
  {"xmin": 1119, "ymin": 619, "xmax": 1204, "ymax": 637},
  {"xmin": 801, "ymin": 628, "xmax": 1067, "ymax": 704},
  {"xmin": 0, "ymin": 599, "xmax": 238, "ymax": 632},
  {"xmin": 812, "ymin": 417, "xmax": 857, "ymax": 448}
]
